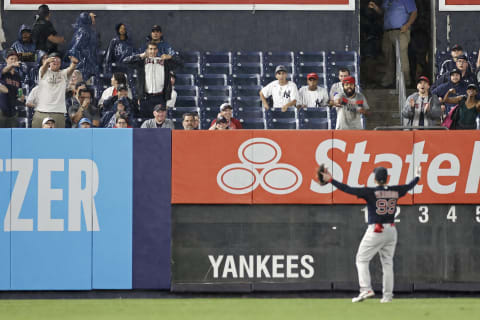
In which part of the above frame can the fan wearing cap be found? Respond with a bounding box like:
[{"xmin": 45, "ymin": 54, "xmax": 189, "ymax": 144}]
[
  {"xmin": 402, "ymin": 76, "xmax": 441, "ymax": 127},
  {"xmin": 140, "ymin": 24, "xmax": 176, "ymax": 58},
  {"xmin": 31, "ymin": 52, "xmax": 79, "ymax": 128},
  {"xmin": 209, "ymin": 103, "xmax": 242, "ymax": 130},
  {"xmin": 333, "ymin": 76, "xmax": 369, "ymax": 130},
  {"xmin": 209, "ymin": 115, "xmax": 229, "ymax": 130},
  {"xmin": 140, "ymin": 104, "xmax": 174, "ymax": 129},
  {"xmin": 260, "ymin": 65, "xmax": 299, "ymax": 112},
  {"xmin": 431, "ymin": 68, "xmax": 467, "ymax": 114},
  {"xmin": 10, "ymin": 24, "xmax": 36, "ymax": 62},
  {"xmin": 439, "ymin": 44, "xmax": 469, "ymax": 76},
  {"xmin": 78, "ymin": 117, "xmax": 92, "ymax": 128},
  {"xmin": 318, "ymin": 164, "xmax": 421, "ymax": 303},
  {"xmin": 433, "ymin": 55, "xmax": 476, "ymax": 91},
  {"xmin": 31, "ymin": 4, "xmax": 65, "ymax": 53},
  {"xmin": 297, "ymin": 73, "xmax": 329, "ymax": 109},
  {"xmin": 328, "ymin": 67, "xmax": 360, "ymax": 103},
  {"xmin": 69, "ymin": 87, "xmax": 100, "ymax": 128},
  {"xmin": 0, "ymin": 49, "xmax": 25, "ymax": 128},
  {"xmin": 443, "ymin": 84, "xmax": 480, "ymax": 130},
  {"xmin": 123, "ymin": 41, "xmax": 181, "ymax": 118},
  {"xmin": 42, "ymin": 117, "xmax": 55, "ymax": 128}
]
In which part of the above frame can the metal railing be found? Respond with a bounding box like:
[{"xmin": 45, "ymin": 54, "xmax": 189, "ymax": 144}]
[{"xmin": 395, "ymin": 38, "xmax": 407, "ymax": 126}]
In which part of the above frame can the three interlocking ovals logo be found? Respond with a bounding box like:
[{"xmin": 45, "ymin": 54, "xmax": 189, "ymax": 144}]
[{"xmin": 217, "ymin": 138, "xmax": 303, "ymax": 195}]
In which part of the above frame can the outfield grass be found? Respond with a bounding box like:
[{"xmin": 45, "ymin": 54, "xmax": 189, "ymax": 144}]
[{"xmin": 0, "ymin": 298, "xmax": 478, "ymax": 320}]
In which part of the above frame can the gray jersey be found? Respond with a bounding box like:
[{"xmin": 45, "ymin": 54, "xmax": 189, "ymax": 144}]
[{"xmin": 334, "ymin": 92, "xmax": 369, "ymax": 130}]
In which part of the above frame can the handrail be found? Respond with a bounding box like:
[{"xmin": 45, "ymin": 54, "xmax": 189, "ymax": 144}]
[
  {"xmin": 374, "ymin": 126, "xmax": 448, "ymax": 131},
  {"xmin": 395, "ymin": 37, "xmax": 407, "ymax": 125}
]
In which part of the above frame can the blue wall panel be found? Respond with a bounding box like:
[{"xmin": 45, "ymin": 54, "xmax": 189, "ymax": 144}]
[
  {"xmin": 92, "ymin": 129, "xmax": 133, "ymax": 289},
  {"xmin": 0, "ymin": 129, "xmax": 11, "ymax": 290},
  {"xmin": 10, "ymin": 129, "xmax": 93, "ymax": 290}
]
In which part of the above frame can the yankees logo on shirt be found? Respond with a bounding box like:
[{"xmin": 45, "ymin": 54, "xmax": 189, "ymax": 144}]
[
  {"xmin": 261, "ymin": 80, "xmax": 299, "ymax": 109},
  {"xmin": 144, "ymin": 57, "xmax": 165, "ymax": 94},
  {"xmin": 298, "ymin": 85, "xmax": 329, "ymax": 108}
]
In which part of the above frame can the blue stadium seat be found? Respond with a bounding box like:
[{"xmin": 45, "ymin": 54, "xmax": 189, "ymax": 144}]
[
  {"xmin": 327, "ymin": 50, "xmax": 358, "ymax": 64},
  {"xmin": 201, "ymin": 108, "xmax": 221, "ymax": 128},
  {"xmin": 262, "ymin": 73, "xmax": 293, "ymax": 85},
  {"xmin": 435, "ymin": 50, "xmax": 451, "ymax": 74},
  {"xmin": 297, "ymin": 51, "xmax": 326, "ymax": 64},
  {"xmin": 175, "ymin": 85, "xmax": 199, "ymax": 97},
  {"xmin": 16, "ymin": 106, "xmax": 28, "ymax": 118},
  {"xmin": 233, "ymin": 63, "xmax": 263, "ymax": 76},
  {"xmin": 296, "ymin": 73, "xmax": 327, "ymax": 88},
  {"xmin": 17, "ymin": 117, "xmax": 29, "ymax": 128},
  {"xmin": 231, "ymin": 74, "xmax": 261, "ymax": 86},
  {"xmin": 469, "ymin": 51, "xmax": 478, "ymax": 72},
  {"xmin": 202, "ymin": 63, "xmax": 232, "ymax": 75},
  {"xmin": 233, "ymin": 51, "xmax": 263, "ymax": 64},
  {"xmin": 200, "ymin": 85, "xmax": 232, "ymax": 98},
  {"xmin": 234, "ymin": 96, "xmax": 262, "ymax": 109},
  {"xmin": 168, "ymin": 106, "xmax": 200, "ymax": 119},
  {"xmin": 180, "ymin": 51, "xmax": 201, "ymax": 64},
  {"xmin": 299, "ymin": 118, "xmax": 330, "ymax": 129},
  {"xmin": 201, "ymin": 96, "xmax": 231, "ymax": 110},
  {"xmin": 297, "ymin": 62, "xmax": 326, "ymax": 75},
  {"xmin": 264, "ymin": 62, "xmax": 295, "ymax": 76},
  {"xmin": 175, "ymin": 74, "xmax": 195, "ymax": 86},
  {"xmin": 267, "ymin": 118, "xmax": 298, "ymax": 129},
  {"xmin": 170, "ymin": 118, "xmax": 185, "ymax": 129},
  {"xmin": 197, "ymin": 74, "xmax": 228, "ymax": 86},
  {"xmin": 234, "ymin": 108, "xmax": 264, "ymax": 119},
  {"xmin": 264, "ymin": 51, "xmax": 295, "ymax": 64},
  {"xmin": 233, "ymin": 85, "xmax": 262, "ymax": 97},
  {"xmin": 175, "ymin": 96, "xmax": 199, "ymax": 108},
  {"xmin": 266, "ymin": 108, "xmax": 297, "ymax": 120},
  {"xmin": 203, "ymin": 51, "xmax": 232, "ymax": 64},
  {"xmin": 239, "ymin": 117, "xmax": 266, "ymax": 129},
  {"xmin": 178, "ymin": 62, "xmax": 201, "ymax": 75},
  {"xmin": 297, "ymin": 107, "xmax": 329, "ymax": 120}
]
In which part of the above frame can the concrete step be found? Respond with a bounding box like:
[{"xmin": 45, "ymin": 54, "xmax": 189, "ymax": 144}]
[{"xmin": 362, "ymin": 88, "xmax": 401, "ymax": 129}]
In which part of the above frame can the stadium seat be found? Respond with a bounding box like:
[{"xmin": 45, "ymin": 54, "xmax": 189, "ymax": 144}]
[
  {"xmin": 201, "ymin": 96, "xmax": 231, "ymax": 110},
  {"xmin": 327, "ymin": 50, "xmax": 358, "ymax": 64},
  {"xmin": 239, "ymin": 117, "xmax": 266, "ymax": 129},
  {"xmin": 299, "ymin": 118, "xmax": 330, "ymax": 129},
  {"xmin": 168, "ymin": 106, "xmax": 200, "ymax": 119},
  {"xmin": 297, "ymin": 107, "xmax": 330, "ymax": 120},
  {"xmin": 297, "ymin": 51, "xmax": 326, "ymax": 64},
  {"xmin": 264, "ymin": 51, "xmax": 295, "ymax": 65},
  {"xmin": 175, "ymin": 74, "xmax": 195, "ymax": 86},
  {"xmin": 266, "ymin": 108, "xmax": 297, "ymax": 120},
  {"xmin": 231, "ymin": 74, "xmax": 261, "ymax": 86},
  {"xmin": 233, "ymin": 63, "xmax": 263, "ymax": 76},
  {"xmin": 200, "ymin": 85, "xmax": 232, "ymax": 98},
  {"xmin": 197, "ymin": 74, "xmax": 228, "ymax": 86},
  {"xmin": 175, "ymin": 96, "xmax": 199, "ymax": 108},
  {"xmin": 178, "ymin": 62, "xmax": 201, "ymax": 75},
  {"xmin": 264, "ymin": 62, "xmax": 295, "ymax": 76},
  {"xmin": 170, "ymin": 118, "xmax": 185, "ymax": 129},
  {"xmin": 234, "ymin": 96, "xmax": 262, "ymax": 109},
  {"xmin": 202, "ymin": 63, "xmax": 232, "ymax": 75},
  {"xmin": 17, "ymin": 117, "xmax": 29, "ymax": 128},
  {"xmin": 203, "ymin": 51, "xmax": 232, "ymax": 64},
  {"xmin": 201, "ymin": 107, "xmax": 221, "ymax": 128},
  {"xmin": 233, "ymin": 51, "xmax": 263, "ymax": 64},
  {"xmin": 234, "ymin": 108, "xmax": 264, "ymax": 119},
  {"xmin": 180, "ymin": 51, "xmax": 201, "ymax": 64},
  {"xmin": 267, "ymin": 118, "xmax": 298, "ymax": 129},
  {"xmin": 16, "ymin": 106, "xmax": 28, "ymax": 118},
  {"xmin": 175, "ymin": 85, "xmax": 199, "ymax": 97},
  {"xmin": 233, "ymin": 85, "xmax": 262, "ymax": 98},
  {"xmin": 435, "ymin": 50, "xmax": 451, "ymax": 74},
  {"xmin": 262, "ymin": 73, "xmax": 293, "ymax": 85},
  {"xmin": 297, "ymin": 62, "xmax": 326, "ymax": 75}
]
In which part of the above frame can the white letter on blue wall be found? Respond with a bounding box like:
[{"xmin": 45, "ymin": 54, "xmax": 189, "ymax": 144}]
[
  {"xmin": 38, "ymin": 159, "xmax": 64, "ymax": 231},
  {"xmin": 4, "ymin": 159, "xmax": 33, "ymax": 231},
  {"xmin": 68, "ymin": 159, "xmax": 100, "ymax": 231}
]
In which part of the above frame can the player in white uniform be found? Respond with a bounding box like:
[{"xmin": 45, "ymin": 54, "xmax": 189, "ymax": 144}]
[
  {"xmin": 260, "ymin": 65, "xmax": 298, "ymax": 112},
  {"xmin": 297, "ymin": 72, "xmax": 329, "ymax": 108},
  {"xmin": 319, "ymin": 165, "xmax": 421, "ymax": 303}
]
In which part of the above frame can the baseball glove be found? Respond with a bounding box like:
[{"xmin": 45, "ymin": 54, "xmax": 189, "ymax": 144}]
[{"xmin": 317, "ymin": 164, "xmax": 328, "ymax": 185}]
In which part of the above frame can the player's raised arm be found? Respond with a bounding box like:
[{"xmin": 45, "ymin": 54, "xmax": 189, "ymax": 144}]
[{"xmin": 317, "ymin": 164, "xmax": 367, "ymax": 198}]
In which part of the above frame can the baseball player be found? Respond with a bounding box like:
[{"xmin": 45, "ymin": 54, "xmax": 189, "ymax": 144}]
[{"xmin": 318, "ymin": 165, "xmax": 421, "ymax": 303}]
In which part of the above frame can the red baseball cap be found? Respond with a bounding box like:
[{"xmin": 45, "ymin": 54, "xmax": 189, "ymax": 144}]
[
  {"xmin": 417, "ymin": 76, "xmax": 430, "ymax": 84},
  {"xmin": 342, "ymin": 76, "xmax": 355, "ymax": 84},
  {"xmin": 307, "ymin": 73, "xmax": 319, "ymax": 80}
]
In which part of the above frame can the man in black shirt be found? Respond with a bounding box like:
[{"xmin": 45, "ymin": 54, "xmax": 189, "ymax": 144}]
[
  {"xmin": 32, "ymin": 4, "xmax": 65, "ymax": 53},
  {"xmin": 319, "ymin": 165, "xmax": 420, "ymax": 303},
  {"xmin": 0, "ymin": 50, "xmax": 25, "ymax": 128}
]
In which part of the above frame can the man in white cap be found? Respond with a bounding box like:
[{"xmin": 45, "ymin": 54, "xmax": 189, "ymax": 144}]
[
  {"xmin": 42, "ymin": 117, "xmax": 55, "ymax": 128},
  {"xmin": 209, "ymin": 103, "xmax": 242, "ymax": 129}
]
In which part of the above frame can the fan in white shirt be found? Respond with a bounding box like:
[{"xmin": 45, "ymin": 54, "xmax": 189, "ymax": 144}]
[
  {"xmin": 260, "ymin": 65, "xmax": 298, "ymax": 112},
  {"xmin": 297, "ymin": 72, "xmax": 329, "ymax": 108}
]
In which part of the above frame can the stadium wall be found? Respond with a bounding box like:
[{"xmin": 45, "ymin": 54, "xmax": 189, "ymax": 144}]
[{"xmin": 0, "ymin": 1, "xmax": 360, "ymax": 53}]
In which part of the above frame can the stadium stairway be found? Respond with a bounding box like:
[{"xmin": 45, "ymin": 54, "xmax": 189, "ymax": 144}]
[{"xmin": 363, "ymin": 88, "xmax": 401, "ymax": 129}]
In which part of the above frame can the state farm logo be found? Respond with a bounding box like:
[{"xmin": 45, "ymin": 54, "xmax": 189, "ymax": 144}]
[{"xmin": 217, "ymin": 138, "xmax": 302, "ymax": 195}]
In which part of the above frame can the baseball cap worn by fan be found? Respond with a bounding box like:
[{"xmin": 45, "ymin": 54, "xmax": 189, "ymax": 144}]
[
  {"xmin": 456, "ymin": 54, "xmax": 468, "ymax": 61},
  {"xmin": 79, "ymin": 118, "xmax": 92, "ymax": 125},
  {"xmin": 275, "ymin": 65, "xmax": 288, "ymax": 74},
  {"xmin": 450, "ymin": 68, "xmax": 461, "ymax": 76},
  {"xmin": 467, "ymin": 83, "xmax": 478, "ymax": 91},
  {"xmin": 417, "ymin": 76, "xmax": 430, "ymax": 84},
  {"xmin": 152, "ymin": 24, "xmax": 162, "ymax": 32},
  {"xmin": 5, "ymin": 49, "xmax": 18, "ymax": 59},
  {"xmin": 42, "ymin": 117, "xmax": 55, "ymax": 125},
  {"xmin": 374, "ymin": 167, "xmax": 388, "ymax": 184},
  {"xmin": 307, "ymin": 73, "xmax": 319, "ymax": 80},
  {"xmin": 220, "ymin": 103, "xmax": 232, "ymax": 111},
  {"xmin": 451, "ymin": 44, "xmax": 463, "ymax": 51},
  {"xmin": 154, "ymin": 104, "xmax": 166, "ymax": 112},
  {"xmin": 342, "ymin": 76, "xmax": 356, "ymax": 84}
]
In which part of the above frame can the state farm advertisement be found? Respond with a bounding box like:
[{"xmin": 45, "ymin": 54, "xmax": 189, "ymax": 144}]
[{"xmin": 172, "ymin": 130, "xmax": 480, "ymax": 204}]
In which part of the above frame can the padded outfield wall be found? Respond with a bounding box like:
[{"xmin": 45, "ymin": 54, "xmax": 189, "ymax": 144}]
[{"xmin": 0, "ymin": 129, "xmax": 480, "ymax": 292}]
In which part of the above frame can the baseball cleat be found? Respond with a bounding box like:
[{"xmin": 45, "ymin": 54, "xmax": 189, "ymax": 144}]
[
  {"xmin": 380, "ymin": 297, "xmax": 393, "ymax": 303},
  {"xmin": 352, "ymin": 290, "xmax": 375, "ymax": 303}
]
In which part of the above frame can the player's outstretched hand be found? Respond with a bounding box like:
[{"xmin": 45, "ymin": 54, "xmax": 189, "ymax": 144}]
[
  {"xmin": 317, "ymin": 164, "xmax": 332, "ymax": 185},
  {"xmin": 415, "ymin": 166, "xmax": 421, "ymax": 178}
]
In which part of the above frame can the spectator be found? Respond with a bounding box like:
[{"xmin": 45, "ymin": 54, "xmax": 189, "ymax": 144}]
[
  {"xmin": 454, "ymin": 55, "xmax": 477, "ymax": 86},
  {"xmin": 102, "ymin": 84, "xmax": 137, "ymax": 116},
  {"xmin": 209, "ymin": 115, "xmax": 229, "ymax": 130},
  {"xmin": 333, "ymin": 76, "xmax": 369, "ymax": 130},
  {"xmin": 98, "ymin": 72, "xmax": 132, "ymax": 108},
  {"xmin": 66, "ymin": 81, "xmax": 86, "ymax": 113},
  {"xmin": 104, "ymin": 23, "xmax": 134, "ymax": 74},
  {"xmin": 31, "ymin": 4, "xmax": 64, "ymax": 53},
  {"xmin": 192, "ymin": 111, "xmax": 200, "ymax": 130},
  {"xmin": 0, "ymin": 50, "xmax": 25, "ymax": 128},
  {"xmin": 42, "ymin": 117, "xmax": 55, "ymax": 128},
  {"xmin": 25, "ymin": 85, "xmax": 40, "ymax": 108},
  {"xmin": 140, "ymin": 24, "xmax": 176, "ymax": 57},
  {"xmin": 402, "ymin": 76, "xmax": 441, "ymax": 127},
  {"xmin": 67, "ymin": 12, "xmax": 99, "ymax": 81},
  {"xmin": 66, "ymin": 70, "xmax": 83, "ymax": 101},
  {"xmin": 443, "ymin": 85, "xmax": 480, "ymax": 130},
  {"xmin": 26, "ymin": 50, "xmax": 47, "ymax": 88},
  {"xmin": 69, "ymin": 87, "xmax": 100, "ymax": 127},
  {"xmin": 439, "ymin": 44, "xmax": 471, "ymax": 76},
  {"xmin": 123, "ymin": 41, "xmax": 181, "ymax": 118},
  {"xmin": 115, "ymin": 114, "xmax": 129, "ymax": 128},
  {"xmin": 329, "ymin": 68, "xmax": 359, "ymax": 103},
  {"xmin": 166, "ymin": 71, "xmax": 177, "ymax": 108},
  {"xmin": 101, "ymin": 90, "xmax": 134, "ymax": 128},
  {"xmin": 431, "ymin": 69, "xmax": 467, "ymax": 114},
  {"xmin": 209, "ymin": 103, "xmax": 242, "ymax": 129},
  {"xmin": 297, "ymin": 72, "xmax": 329, "ymax": 108},
  {"xmin": 260, "ymin": 65, "xmax": 298, "ymax": 112},
  {"xmin": 140, "ymin": 104, "xmax": 174, "ymax": 128},
  {"xmin": 78, "ymin": 117, "xmax": 92, "ymax": 128},
  {"xmin": 182, "ymin": 112, "xmax": 195, "ymax": 130},
  {"xmin": 11, "ymin": 24, "xmax": 36, "ymax": 62},
  {"xmin": 32, "ymin": 53, "xmax": 78, "ymax": 128},
  {"xmin": 368, "ymin": 1, "xmax": 417, "ymax": 87}
]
